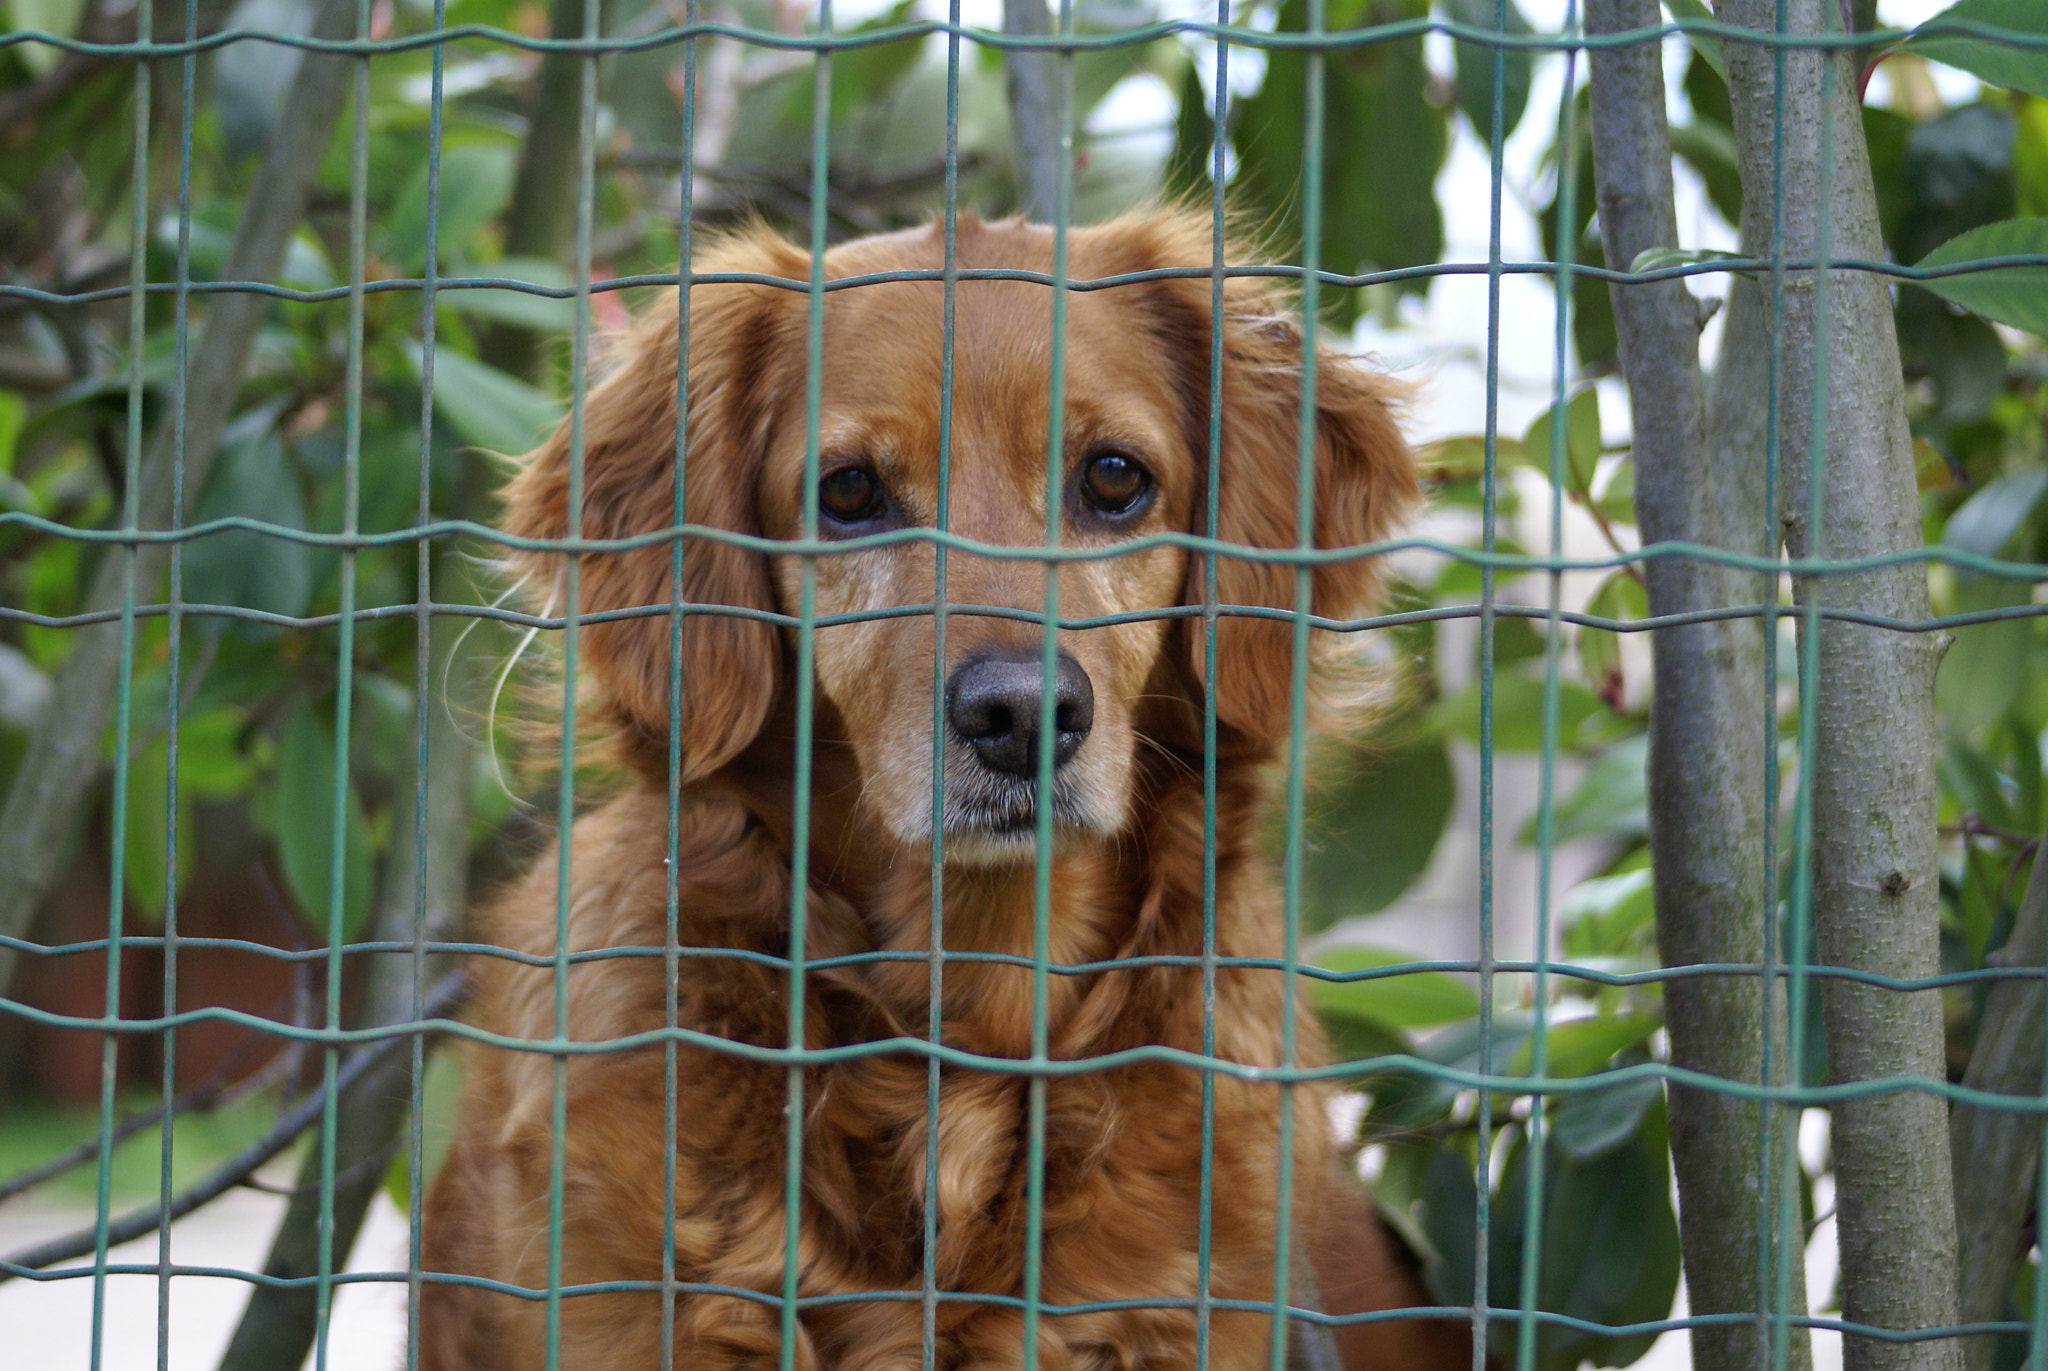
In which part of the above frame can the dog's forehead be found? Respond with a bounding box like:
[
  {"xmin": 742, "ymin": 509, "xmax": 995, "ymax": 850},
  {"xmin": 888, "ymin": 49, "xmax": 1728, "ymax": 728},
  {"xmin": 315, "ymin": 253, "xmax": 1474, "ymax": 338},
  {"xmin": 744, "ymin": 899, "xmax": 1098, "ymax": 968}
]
[{"xmin": 810, "ymin": 222, "xmax": 1186, "ymax": 485}]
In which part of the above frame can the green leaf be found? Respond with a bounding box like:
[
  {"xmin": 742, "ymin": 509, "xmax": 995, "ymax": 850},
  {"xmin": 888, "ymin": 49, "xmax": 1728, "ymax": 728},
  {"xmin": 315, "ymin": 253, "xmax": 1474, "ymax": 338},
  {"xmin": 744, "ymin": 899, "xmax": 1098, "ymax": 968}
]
[
  {"xmin": 439, "ymin": 256, "xmax": 576, "ymax": 332},
  {"xmin": 381, "ymin": 138, "xmax": 518, "ymax": 273},
  {"xmin": 1942, "ymin": 736, "xmax": 2019, "ymax": 830},
  {"xmin": 119, "ymin": 707, "xmax": 251, "ymax": 925},
  {"xmin": 1944, "ymin": 466, "xmax": 2048, "ymax": 561},
  {"xmin": 1550, "ymin": 1072, "xmax": 1663, "ymax": 1161},
  {"xmin": 183, "ymin": 421, "xmax": 314, "ymax": 636},
  {"xmin": 1630, "ymin": 244, "xmax": 1747, "ymax": 276},
  {"xmin": 1559, "ymin": 867, "xmax": 1656, "ymax": 961},
  {"xmin": 272, "ymin": 699, "xmax": 377, "ymax": 941},
  {"xmin": 1508, "ymin": 1012, "xmax": 1661, "ymax": 1078},
  {"xmin": 1939, "ymin": 572, "xmax": 2035, "ymax": 734},
  {"xmin": 1436, "ymin": 670, "xmax": 1605, "ymax": 754},
  {"xmin": 1664, "ymin": 0, "xmax": 1724, "ymax": 82},
  {"xmin": 1896, "ymin": 286, "xmax": 2010, "ymax": 426},
  {"xmin": 1489, "ymin": 1119, "xmax": 1681, "ymax": 1371},
  {"xmin": 1161, "ymin": 55, "xmax": 1216, "ymax": 199},
  {"xmin": 1417, "ymin": 1140, "xmax": 1482, "ymax": 1305},
  {"xmin": 1234, "ymin": 0, "xmax": 1446, "ymax": 318},
  {"xmin": 405, "ymin": 341, "xmax": 562, "ymax": 456},
  {"xmin": 0, "ymin": 389, "xmax": 25, "ymax": 471},
  {"xmin": 1367, "ymin": 1013, "xmax": 1534, "ymax": 1134},
  {"xmin": 1429, "ymin": 538, "xmax": 1531, "ymax": 598},
  {"xmin": 1668, "ymin": 120, "xmax": 1742, "ymax": 226},
  {"xmin": 1309, "ymin": 943, "xmax": 1481, "ymax": 1030},
  {"xmin": 1448, "ymin": 0, "xmax": 1532, "ymax": 149},
  {"xmin": 1913, "ymin": 218, "xmax": 2048, "ymax": 337},
  {"xmin": 1319, "ymin": 1009, "xmax": 1412, "ymax": 1076},
  {"xmin": 1423, "ymin": 433, "xmax": 1531, "ymax": 480},
  {"xmin": 1527, "ymin": 732, "xmax": 1649, "ymax": 844},
  {"xmin": 1522, "ymin": 387, "xmax": 1602, "ymax": 496},
  {"xmin": 122, "ymin": 734, "xmax": 183, "ymax": 925},
  {"xmin": 9, "ymin": 0, "xmax": 85, "ymax": 75},
  {"xmin": 1302, "ymin": 734, "xmax": 1456, "ymax": 925},
  {"xmin": 1902, "ymin": 0, "xmax": 2048, "ymax": 101},
  {"xmin": 1576, "ymin": 570, "xmax": 1646, "ymax": 711},
  {"xmin": 778, "ymin": 1, "xmax": 930, "ymax": 140},
  {"xmin": 156, "ymin": 212, "xmax": 334, "ymax": 292}
]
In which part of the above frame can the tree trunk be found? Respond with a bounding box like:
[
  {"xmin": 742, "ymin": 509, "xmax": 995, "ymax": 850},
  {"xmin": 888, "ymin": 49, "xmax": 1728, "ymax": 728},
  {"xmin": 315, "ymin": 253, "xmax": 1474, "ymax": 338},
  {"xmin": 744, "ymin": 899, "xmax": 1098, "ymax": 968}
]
[
  {"xmin": 216, "ymin": 588, "xmax": 476, "ymax": 1371},
  {"xmin": 1949, "ymin": 822, "xmax": 2046, "ymax": 1371},
  {"xmin": 0, "ymin": 0, "xmax": 359, "ymax": 996},
  {"xmin": 1583, "ymin": 4, "xmax": 1812, "ymax": 1369},
  {"xmin": 1717, "ymin": 3, "xmax": 1961, "ymax": 1368},
  {"xmin": 479, "ymin": 0, "xmax": 591, "ymax": 379}
]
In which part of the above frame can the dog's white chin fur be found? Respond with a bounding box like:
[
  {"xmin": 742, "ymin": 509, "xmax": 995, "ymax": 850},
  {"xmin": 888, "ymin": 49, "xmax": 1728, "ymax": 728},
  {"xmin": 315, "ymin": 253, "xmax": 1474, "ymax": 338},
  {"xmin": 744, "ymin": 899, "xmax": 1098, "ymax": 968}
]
[
  {"xmin": 930, "ymin": 821, "xmax": 1107, "ymax": 868},
  {"xmin": 876, "ymin": 799, "xmax": 1121, "ymax": 867}
]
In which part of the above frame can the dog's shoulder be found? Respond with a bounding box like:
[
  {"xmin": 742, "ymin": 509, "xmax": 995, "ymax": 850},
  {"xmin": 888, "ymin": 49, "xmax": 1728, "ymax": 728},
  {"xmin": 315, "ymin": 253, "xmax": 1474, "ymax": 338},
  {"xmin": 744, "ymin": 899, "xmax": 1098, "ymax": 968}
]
[{"xmin": 467, "ymin": 786, "xmax": 801, "ymax": 1051}]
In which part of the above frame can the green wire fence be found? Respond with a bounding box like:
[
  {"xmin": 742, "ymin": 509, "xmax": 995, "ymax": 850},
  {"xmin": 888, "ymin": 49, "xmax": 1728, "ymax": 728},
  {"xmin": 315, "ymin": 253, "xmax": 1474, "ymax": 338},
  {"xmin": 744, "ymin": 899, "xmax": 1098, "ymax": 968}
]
[{"xmin": 1, "ymin": 1, "xmax": 2047, "ymax": 1370}]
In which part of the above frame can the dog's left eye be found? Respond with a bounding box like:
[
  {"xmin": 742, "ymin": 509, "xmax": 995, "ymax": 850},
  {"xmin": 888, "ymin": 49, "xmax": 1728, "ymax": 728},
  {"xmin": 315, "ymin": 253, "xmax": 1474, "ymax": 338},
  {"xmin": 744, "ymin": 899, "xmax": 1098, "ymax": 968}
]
[
  {"xmin": 818, "ymin": 465, "xmax": 886, "ymax": 525},
  {"xmin": 1078, "ymin": 451, "xmax": 1152, "ymax": 517}
]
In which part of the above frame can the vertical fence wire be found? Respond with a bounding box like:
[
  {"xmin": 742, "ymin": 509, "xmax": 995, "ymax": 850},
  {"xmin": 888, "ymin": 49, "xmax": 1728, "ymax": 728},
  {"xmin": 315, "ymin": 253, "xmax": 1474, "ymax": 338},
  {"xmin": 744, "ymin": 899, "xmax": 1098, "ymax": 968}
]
[
  {"xmin": 783, "ymin": 2, "xmax": 836, "ymax": 1362},
  {"xmin": 154, "ymin": 0, "xmax": 199, "ymax": 1362},
  {"xmin": 1474, "ymin": 0, "xmax": 1512, "ymax": 1362},
  {"xmin": 314, "ymin": 4, "xmax": 375, "ymax": 1362},
  {"xmin": 543, "ymin": 0, "xmax": 606, "ymax": 1363},
  {"xmin": 406, "ymin": 3, "xmax": 450, "ymax": 1367},
  {"xmin": 922, "ymin": 6, "xmax": 964, "ymax": 1368},
  {"xmin": 1515, "ymin": 2, "xmax": 1582, "ymax": 1361},
  {"xmin": 1198, "ymin": 7, "xmax": 1232, "ymax": 1369},
  {"xmin": 664, "ymin": 5, "xmax": 701, "ymax": 1371},
  {"xmin": 1275, "ymin": 0, "xmax": 1327, "ymax": 1364},
  {"xmin": 1024, "ymin": 8, "xmax": 1078, "ymax": 1366},
  {"xmin": 1770, "ymin": 0, "xmax": 1818, "ymax": 1365},
  {"xmin": 89, "ymin": 0, "xmax": 154, "ymax": 1359}
]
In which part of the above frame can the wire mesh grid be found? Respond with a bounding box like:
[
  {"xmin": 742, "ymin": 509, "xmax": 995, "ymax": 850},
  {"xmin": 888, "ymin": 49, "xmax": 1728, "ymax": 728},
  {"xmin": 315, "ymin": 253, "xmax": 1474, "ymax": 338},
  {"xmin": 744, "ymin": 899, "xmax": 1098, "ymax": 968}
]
[{"xmin": 0, "ymin": 1, "xmax": 2045, "ymax": 1370}]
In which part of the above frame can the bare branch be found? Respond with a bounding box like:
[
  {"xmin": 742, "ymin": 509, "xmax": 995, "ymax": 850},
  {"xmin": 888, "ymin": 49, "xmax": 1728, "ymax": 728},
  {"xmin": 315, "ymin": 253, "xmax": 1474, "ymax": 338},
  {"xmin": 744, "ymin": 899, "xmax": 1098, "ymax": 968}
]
[
  {"xmin": 215, "ymin": 570, "xmax": 480, "ymax": 1371},
  {"xmin": 1584, "ymin": 3, "xmax": 1812, "ymax": 1368},
  {"xmin": 1951, "ymin": 825, "xmax": 2046, "ymax": 1371},
  {"xmin": 1003, "ymin": 0, "xmax": 1060, "ymax": 223},
  {"xmin": 0, "ymin": 973, "xmax": 464, "ymax": 1281}
]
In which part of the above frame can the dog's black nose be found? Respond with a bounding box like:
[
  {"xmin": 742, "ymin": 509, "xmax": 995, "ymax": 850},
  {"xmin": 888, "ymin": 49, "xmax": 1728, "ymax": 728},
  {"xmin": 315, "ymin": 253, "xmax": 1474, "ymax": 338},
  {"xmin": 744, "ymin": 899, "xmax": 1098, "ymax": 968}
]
[{"xmin": 945, "ymin": 654, "xmax": 1094, "ymax": 777}]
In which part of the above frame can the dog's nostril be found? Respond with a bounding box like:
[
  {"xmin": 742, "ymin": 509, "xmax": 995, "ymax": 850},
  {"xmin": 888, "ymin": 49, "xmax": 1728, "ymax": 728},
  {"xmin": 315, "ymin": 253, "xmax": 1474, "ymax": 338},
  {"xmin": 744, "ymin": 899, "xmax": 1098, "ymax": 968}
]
[{"xmin": 945, "ymin": 653, "xmax": 1094, "ymax": 777}]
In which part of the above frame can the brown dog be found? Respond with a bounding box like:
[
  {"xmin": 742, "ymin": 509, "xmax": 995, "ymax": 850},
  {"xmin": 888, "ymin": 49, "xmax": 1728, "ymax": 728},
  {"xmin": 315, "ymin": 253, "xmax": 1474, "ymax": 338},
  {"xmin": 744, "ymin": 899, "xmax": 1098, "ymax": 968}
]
[{"xmin": 419, "ymin": 209, "xmax": 1463, "ymax": 1371}]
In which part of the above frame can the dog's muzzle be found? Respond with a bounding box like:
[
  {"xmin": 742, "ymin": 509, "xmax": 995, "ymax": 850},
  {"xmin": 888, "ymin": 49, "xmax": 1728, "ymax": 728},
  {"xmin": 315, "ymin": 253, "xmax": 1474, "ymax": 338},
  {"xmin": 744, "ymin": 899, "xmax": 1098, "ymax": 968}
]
[{"xmin": 938, "ymin": 652, "xmax": 1095, "ymax": 837}]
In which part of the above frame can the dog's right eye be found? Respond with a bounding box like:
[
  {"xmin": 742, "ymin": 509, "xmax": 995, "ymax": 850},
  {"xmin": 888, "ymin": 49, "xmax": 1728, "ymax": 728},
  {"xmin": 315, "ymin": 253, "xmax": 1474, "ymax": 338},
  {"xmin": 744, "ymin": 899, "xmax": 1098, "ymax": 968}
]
[{"xmin": 817, "ymin": 466, "xmax": 886, "ymax": 526}]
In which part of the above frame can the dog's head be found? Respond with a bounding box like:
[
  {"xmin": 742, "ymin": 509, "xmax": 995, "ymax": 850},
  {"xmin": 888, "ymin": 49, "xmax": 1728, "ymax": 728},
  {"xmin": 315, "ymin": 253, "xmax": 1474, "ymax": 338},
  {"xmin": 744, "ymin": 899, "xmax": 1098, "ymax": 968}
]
[{"xmin": 501, "ymin": 210, "xmax": 1417, "ymax": 862}]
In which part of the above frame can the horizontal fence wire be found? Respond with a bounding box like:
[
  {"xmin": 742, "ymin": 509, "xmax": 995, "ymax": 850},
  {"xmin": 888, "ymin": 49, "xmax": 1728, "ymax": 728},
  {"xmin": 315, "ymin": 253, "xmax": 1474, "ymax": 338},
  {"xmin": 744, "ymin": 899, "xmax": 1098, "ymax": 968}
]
[
  {"xmin": 0, "ymin": 2, "xmax": 2044, "ymax": 1370},
  {"xmin": 0, "ymin": 13, "xmax": 2042, "ymax": 58}
]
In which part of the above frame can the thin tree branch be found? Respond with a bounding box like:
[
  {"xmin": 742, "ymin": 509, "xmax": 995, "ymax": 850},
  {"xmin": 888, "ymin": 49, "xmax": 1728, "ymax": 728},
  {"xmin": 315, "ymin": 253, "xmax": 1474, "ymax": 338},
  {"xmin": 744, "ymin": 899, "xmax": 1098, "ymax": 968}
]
[
  {"xmin": 0, "ymin": 980, "xmax": 307, "ymax": 1207},
  {"xmin": 215, "ymin": 573, "xmax": 479, "ymax": 1371},
  {"xmin": 1002, "ymin": 0, "xmax": 1060, "ymax": 223},
  {"xmin": 1584, "ymin": 4, "xmax": 1812, "ymax": 1369},
  {"xmin": 479, "ymin": 0, "xmax": 590, "ymax": 380},
  {"xmin": 0, "ymin": 973, "xmax": 464, "ymax": 1281}
]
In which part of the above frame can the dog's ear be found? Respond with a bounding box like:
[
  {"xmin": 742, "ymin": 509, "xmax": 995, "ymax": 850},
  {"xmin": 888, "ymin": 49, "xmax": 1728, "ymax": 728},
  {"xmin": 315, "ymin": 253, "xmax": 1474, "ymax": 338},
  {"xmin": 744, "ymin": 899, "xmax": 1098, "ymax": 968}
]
[
  {"xmin": 499, "ymin": 232, "xmax": 805, "ymax": 780},
  {"xmin": 1171, "ymin": 281, "xmax": 1419, "ymax": 747}
]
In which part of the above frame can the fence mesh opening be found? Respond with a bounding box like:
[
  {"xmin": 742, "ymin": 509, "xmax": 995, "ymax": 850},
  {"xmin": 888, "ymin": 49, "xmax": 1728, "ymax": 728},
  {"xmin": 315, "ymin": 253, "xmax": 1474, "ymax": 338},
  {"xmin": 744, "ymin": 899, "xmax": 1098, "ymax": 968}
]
[{"xmin": 1, "ymin": 1, "xmax": 2046, "ymax": 1369}]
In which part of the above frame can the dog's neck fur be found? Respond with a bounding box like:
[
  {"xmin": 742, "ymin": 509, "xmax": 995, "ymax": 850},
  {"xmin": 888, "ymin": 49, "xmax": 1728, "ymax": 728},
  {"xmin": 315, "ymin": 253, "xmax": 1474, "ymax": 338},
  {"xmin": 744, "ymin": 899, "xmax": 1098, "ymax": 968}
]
[{"xmin": 707, "ymin": 703, "xmax": 1273, "ymax": 1063}]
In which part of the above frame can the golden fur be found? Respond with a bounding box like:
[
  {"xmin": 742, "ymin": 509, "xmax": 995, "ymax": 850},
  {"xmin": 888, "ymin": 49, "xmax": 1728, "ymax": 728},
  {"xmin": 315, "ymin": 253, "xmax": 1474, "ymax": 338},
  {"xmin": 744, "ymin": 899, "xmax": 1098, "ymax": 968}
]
[{"xmin": 420, "ymin": 210, "xmax": 1462, "ymax": 1370}]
